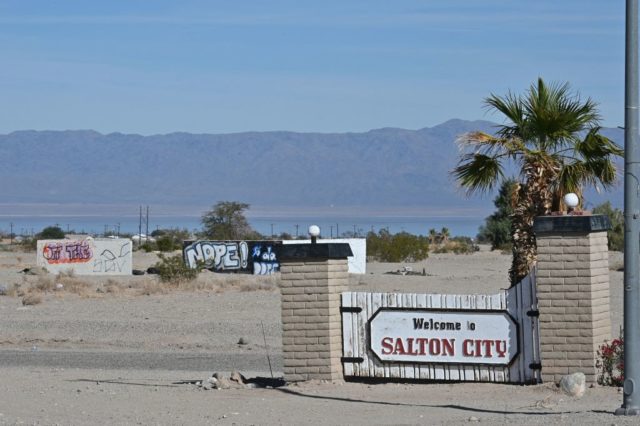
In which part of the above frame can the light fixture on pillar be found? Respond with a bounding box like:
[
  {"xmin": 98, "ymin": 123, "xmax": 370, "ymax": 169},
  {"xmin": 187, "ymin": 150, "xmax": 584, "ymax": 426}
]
[
  {"xmin": 309, "ymin": 225, "xmax": 320, "ymax": 244},
  {"xmin": 564, "ymin": 193, "xmax": 579, "ymax": 215}
]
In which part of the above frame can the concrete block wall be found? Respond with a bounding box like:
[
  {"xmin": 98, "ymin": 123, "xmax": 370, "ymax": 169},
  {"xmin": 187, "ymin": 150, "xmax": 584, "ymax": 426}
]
[
  {"xmin": 536, "ymin": 230, "xmax": 611, "ymax": 384},
  {"xmin": 279, "ymin": 259, "xmax": 348, "ymax": 381}
]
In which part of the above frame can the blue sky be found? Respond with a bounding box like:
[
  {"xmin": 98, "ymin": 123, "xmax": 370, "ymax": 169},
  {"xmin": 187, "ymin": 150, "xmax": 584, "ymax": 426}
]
[{"xmin": 0, "ymin": 0, "xmax": 625, "ymax": 134}]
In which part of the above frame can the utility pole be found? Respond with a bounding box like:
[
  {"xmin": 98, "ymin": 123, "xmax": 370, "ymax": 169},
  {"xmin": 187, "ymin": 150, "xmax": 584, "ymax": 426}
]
[
  {"xmin": 146, "ymin": 206, "xmax": 149, "ymax": 245},
  {"xmin": 336, "ymin": 223, "xmax": 339, "ymax": 238},
  {"xmin": 618, "ymin": 0, "xmax": 640, "ymax": 416},
  {"xmin": 353, "ymin": 224, "xmax": 357, "ymax": 237},
  {"xmin": 330, "ymin": 225, "xmax": 333, "ymax": 238},
  {"xmin": 9, "ymin": 222, "xmax": 13, "ymax": 245},
  {"xmin": 270, "ymin": 223, "xmax": 274, "ymax": 238},
  {"xmin": 295, "ymin": 224, "xmax": 299, "ymax": 238},
  {"xmin": 138, "ymin": 206, "xmax": 143, "ymax": 247}
]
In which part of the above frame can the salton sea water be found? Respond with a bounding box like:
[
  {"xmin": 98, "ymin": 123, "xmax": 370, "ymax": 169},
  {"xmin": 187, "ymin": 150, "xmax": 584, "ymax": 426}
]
[{"xmin": 0, "ymin": 215, "xmax": 484, "ymax": 239}]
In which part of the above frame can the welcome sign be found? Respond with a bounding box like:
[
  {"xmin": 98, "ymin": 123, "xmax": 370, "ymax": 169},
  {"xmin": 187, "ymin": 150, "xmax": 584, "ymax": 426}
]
[{"xmin": 369, "ymin": 309, "xmax": 518, "ymax": 365}]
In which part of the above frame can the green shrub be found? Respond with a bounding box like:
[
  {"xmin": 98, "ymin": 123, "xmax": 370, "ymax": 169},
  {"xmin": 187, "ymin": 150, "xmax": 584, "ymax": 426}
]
[
  {"xmin": 154, "ymin": 254, "xmax": 200, "ymax": 283},
  {"xmin": 366, "ymin": 230, "xmax": 429, "ymax": 262},
  {"xmin": 156, "ymin": 236, "xmax": 177, "ymax": 252},
  {"xmin": 592, "ymin": 201, "xmax": 624, "ymax": 251},
  {"xmin": 141, "ymin": 242, "xmax": 157, "ymax": 252},
  {"xmin": 38, "ymin": 226, "xmax": 66, "ymax": 240}
]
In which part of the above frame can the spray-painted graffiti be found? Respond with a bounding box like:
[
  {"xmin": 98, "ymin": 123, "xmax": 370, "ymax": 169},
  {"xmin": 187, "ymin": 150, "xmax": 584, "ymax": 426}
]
[
  {"xmin": 183, "ymin": 241, "xmax": 250, "ymax": 271},
  {"xmin": 93, "ymin": 241, "xmax": 132, "ymax": 273},
  {"xmin": 183, "ymin": 241, "xmax": 280, "ymax": 275},
  {"xmin": 252, "ymin": 244, "xmax": 280, "ymax": 275},
  {"xmin": 37, "ymin": 238, "xmax": 133, "ymax": 276},
  {"xmin": 42, "ymin": 240, "xmax": 92, "ymax": 264}
]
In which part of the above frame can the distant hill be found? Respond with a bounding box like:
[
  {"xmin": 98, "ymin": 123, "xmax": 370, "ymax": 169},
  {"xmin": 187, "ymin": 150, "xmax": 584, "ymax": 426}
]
[{"xmin": 0, "ymin": 119, "xmax": 624, "ymax": 215}]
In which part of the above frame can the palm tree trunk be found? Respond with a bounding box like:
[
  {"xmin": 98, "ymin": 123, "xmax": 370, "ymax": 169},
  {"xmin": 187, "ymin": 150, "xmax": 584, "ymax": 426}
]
[{"xmin": 509, "ymin": 161, "xmax": 554, "ymax": 286}]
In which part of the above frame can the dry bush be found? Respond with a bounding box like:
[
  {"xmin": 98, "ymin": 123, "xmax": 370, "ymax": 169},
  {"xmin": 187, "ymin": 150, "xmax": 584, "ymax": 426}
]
[
  {"xmin": 104, "ymin": 279, "xmax": 126, "ymax": 295},
  {"xmin": 57, "ymin": 269, "xmax": 76, "ymax": 278},
  {"xmin": 138, "ymin": 279, "xmax": 169, "ymax": 296},
  {"xmin": 4, "ymin": 283, "xmax": 20, "ymax": 297},
  {"xmin": 34, "ymin": 276, "xmax": 55, "ymax": 292},
  {"xmin": 60, "ymin": 278, "xmax": 91, "ymax": 296},
  {"xmin": 22, "ymin": 293, "xmax": 42, "ymax": 305},
  {"xmin": 217, "ymin": 274, "xmax": 279, "ymax": 292}
]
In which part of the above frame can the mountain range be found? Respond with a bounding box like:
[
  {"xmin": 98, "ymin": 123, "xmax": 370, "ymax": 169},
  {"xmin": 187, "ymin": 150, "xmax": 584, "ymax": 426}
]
[{"xmin": 0, "ymin": 119, "xmax": 624, "ymax": 217}]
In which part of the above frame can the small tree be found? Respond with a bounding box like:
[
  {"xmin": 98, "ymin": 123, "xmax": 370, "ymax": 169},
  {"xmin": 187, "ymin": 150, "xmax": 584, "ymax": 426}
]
[
  {"xmin": 201, "ymin": 201, "xmax": 258, "ymax": 240},
  {"xmin": 477, "ymin": 179, "xmax": 517, "ymax": 250},
  {"xmin": 592, "ymin": 201, "xmax": 624, "ymax": 251},
  {"xmin": 38, "ymin": 226, "xmax": 65, "ymax": 240}
]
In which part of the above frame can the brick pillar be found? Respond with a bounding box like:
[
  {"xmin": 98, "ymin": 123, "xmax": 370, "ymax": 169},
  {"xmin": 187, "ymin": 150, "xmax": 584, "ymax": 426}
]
[
  {"xmin": 279, "ymin": 243, "xmax": 352, "ymax": 382},
  {"xmin": 534, "ymin": 215, "xmax": 612, "ymax": 384}
]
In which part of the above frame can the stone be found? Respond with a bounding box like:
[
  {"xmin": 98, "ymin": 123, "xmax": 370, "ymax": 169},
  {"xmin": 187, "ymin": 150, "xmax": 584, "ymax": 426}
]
[
  {"xmin": 237, "ymin": 337, "xmax": 248, "ymax": 345},
  {"xmin": 230, "ymin": 371, "xmax": 246, "ymax": 384},
  {"xmin": 559, "ymin": 372, "xmax": 586, "ymax": 398},
  {"xmin": 55, "ymin": 283, "xmax": 64, "ymax": 290},
  {"xmin": 0, "ymin": 285, "xmax": 7, "ymax": 296}
]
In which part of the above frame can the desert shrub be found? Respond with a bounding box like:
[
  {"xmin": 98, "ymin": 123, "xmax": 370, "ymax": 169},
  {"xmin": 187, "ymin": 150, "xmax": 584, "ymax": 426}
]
[
  {"xmin": 152, "ymin": 228, "xmax": 191, "ymax": 252},
  {"xmin": 156, "ymin": 236, "xmax": 176, "ymax": 252},
  {"xmin": 22, "ymin": 293, "xmax": 42, "ymax": 305},
  {"xmin": 433, "ymin": 238, "xmax": 477, "ymax": 254},
  {"xmin": 592, "ymin": 201, "xmax": 624, "ymax": 252},
  {"xmin": 20, "ymin": 237, "xmax": 37, "ymax": 251},
  {"xmin": 154, "ymin": 254, "xmax": 200, "ymax": 283},
  {"xmin": 34, "ymin": 276, "xmax": 55, "ymax": 292},
  {"xmin": 597, "ymin": 333, "xmax": 624, "ymax": 386},
  {"xmin": 366, "ymin": 230, "xmax": 429, "ymax": 262},
  {"xmin": 141, "ymin": 242, "xmax": 158, "ymax": 252}
]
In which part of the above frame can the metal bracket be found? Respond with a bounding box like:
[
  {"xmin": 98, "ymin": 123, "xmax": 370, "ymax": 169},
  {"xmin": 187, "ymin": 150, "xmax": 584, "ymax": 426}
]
[
  {"xmin": 529, "ymin": 362, "xmax": 542, "ymax": 370},
  {"xmin": 340, "ymin": 306, "xmax": 362, "ymax": 313},
  {"xmin": 526, "ymin": 310, "xmax": 540, "ymax": 317},
  {"xmin": 341, "ymin": 357, "xmax": 364, "ymax": 363}
]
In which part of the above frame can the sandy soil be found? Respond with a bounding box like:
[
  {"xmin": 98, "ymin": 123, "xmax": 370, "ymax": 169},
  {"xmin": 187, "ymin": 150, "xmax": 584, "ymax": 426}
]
[{"xmin": 0, "ymin": 245, "xmax": 632, "ymax": 425}]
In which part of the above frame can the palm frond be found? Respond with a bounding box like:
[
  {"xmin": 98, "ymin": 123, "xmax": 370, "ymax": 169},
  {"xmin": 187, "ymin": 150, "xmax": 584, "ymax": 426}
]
[
  {"xmin": 574, "ymin": 127, "xmax": 624, "ymax": 159},
  {"xmin": 452, "ymin": 153, "xmax": 504, "ymax": 195},
  {"xmin": 523, "ymin": 78, "xmax": 601, "ymax": 151},
  {"xmin": 555, "ymin": 161, "xmax": 589, "ymax": 195},
  {"xmin": 584, "ymin": 158, "xmax": 619, "ymax": 188}
]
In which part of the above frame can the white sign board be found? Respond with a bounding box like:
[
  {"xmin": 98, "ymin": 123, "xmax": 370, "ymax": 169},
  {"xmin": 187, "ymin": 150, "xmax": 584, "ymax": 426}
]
[
  {"xmin": 37, "ymin": 238, "xmax": 133, "ymax": 276},
  {"xmin": 283, "ymin": 238, "xmax": 366, "ymax": 274},
  {"xmin": 369, "ymin": 309, "xmax": 518, "ymax": 365}
]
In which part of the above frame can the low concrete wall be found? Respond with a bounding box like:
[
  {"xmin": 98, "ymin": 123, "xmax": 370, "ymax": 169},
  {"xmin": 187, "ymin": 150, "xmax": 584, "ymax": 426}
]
[{"xmin": 37, "ymin": 238, "xmax": 132, "ymax": 276}]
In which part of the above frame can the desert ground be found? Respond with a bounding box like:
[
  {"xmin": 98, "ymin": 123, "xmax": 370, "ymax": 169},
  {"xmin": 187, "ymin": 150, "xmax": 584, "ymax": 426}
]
[{"xmin": 0, "ymin": 244, "xmax": 635, "ymax": 425}]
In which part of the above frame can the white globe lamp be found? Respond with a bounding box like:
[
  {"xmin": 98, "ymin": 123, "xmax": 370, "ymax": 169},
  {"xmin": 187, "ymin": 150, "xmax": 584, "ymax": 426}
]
[
  {"xmin": 309, "ymin": 225, "xmax": 320, "ymax": 244},
  {"xmin": 564, "ymin": 193, "xmax": 579, "ymax": 213}
]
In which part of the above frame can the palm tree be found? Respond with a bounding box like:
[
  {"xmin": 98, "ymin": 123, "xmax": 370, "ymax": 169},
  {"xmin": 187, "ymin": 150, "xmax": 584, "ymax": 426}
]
[
  {"xmin": 428, "ymin": 228, "xmax": 438, "ymax": 245},
  {"xmin": 452, "ymin": 78, "xmax": 623, "ymax": 286},
  {"xmin": 440, "ymin": 227, "xmax": 450, "ymax": 244}
]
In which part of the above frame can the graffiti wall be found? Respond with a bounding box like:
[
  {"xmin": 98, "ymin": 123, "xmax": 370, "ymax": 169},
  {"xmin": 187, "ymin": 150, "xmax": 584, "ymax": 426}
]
[
  {"xmin": 183, "ymin": 240, "xmax": 281, "ymax": 275},
  {"xmin": 37, "ymin": 238, "xmax": 133, "ymax": 276}
]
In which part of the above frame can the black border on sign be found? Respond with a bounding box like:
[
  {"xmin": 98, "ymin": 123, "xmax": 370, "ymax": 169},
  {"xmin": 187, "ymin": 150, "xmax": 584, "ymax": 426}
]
[{"xmin": 365, "ymin": 307, "xmax": 520, "ymax": 367}]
